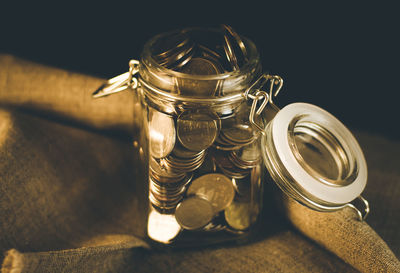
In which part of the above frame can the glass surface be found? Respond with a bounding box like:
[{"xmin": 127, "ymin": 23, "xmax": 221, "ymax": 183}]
[
  {"xmin": 289, "ymin": 116, "xmax": 357, "ymax": 187},
  {"xmin": 135, "ymin": 26, "xmax": 266, "ymax": 247}
]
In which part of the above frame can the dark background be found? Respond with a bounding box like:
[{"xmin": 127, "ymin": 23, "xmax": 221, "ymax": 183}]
[{"xmin": 1, "ymin": 2, "xmax": 399, "ymax": 139}]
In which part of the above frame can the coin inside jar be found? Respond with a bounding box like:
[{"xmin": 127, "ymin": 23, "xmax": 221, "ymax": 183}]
[
  {"xmin": 148, "ymin": 208, "xmax": 182, "ymax": 243},
  {"xmin": 177, "ymin": 57, "xmax": 222, "ymax": 96},
  {"xmin": 220, "ymin": 124, "xmax": 256, "ymax": 146},
  {"xmin": 186, "ymin": 173, "xmax": 235, "ymax": 212},
  {"xmin": 177, "ymin": 110, "xmax": 219, "ymax": 152},
  {"xmin": 153, "ymin": 31, "xmax": 195, "ymax": 70},
  {"xmin": 224, "ymin": 201, "xmax": 251, "ymax": 231},
  {"xmin": 149, "ymin": 108, "xmax": 176, "ymax": 159},
  {"xmin": 221, "ymin": 24, "xmax": 248, "ymax": 69},
  {"xmin": 175, "ymin": 195, "xmax": 214, "ymax": 230}
]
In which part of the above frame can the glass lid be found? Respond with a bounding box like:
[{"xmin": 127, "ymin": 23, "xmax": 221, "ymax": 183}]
[{"xmin": 261, "ymin": 102, "xmax": 368, "ymax": 213}]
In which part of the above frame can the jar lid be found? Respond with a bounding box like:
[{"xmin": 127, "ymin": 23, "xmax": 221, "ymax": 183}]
[{"xmin": 261, "ymin": 102, "xmax": 368, "ymax": 214}]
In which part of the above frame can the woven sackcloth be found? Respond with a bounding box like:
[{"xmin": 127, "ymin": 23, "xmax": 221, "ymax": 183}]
[{"xmin": 0, "ymin": 54, "xmax": 399, "ymax": 272}]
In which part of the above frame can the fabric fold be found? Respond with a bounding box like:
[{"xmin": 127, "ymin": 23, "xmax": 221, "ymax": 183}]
[
  {"xmin": 1, "ymin": 53, "xmax": 399, "ymax": 272},
  {"xmin": 0, "ymin": 54, "xmax": 134, "ymax": 133},
  {"xmin": 284, "ymin": 198, "xmax": 400, "ymax": 272}
]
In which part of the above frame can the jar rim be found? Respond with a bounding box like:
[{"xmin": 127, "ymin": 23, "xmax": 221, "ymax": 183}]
[{"xmin": 140, "ymin": 26, "xmax": 261, "ymax": 82}]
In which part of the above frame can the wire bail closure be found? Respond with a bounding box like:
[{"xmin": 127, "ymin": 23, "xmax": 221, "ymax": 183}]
[
  {"xmin": 245, "ymin": 73, "xmax": 283, "ymax": 133},
  {"xmin": 346, "ymin": 195, "xmax": 370, "ymax": 221},
  {"xmin": 92, "ymin": 59, "xmax": 140, "ymax": 98}
]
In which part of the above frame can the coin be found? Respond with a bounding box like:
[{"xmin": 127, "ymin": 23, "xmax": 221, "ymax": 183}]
[
  {"xmin": 149, "ymin": 108, "xmax": 176, "ymax": 159},
  {"xmin": 175, "ymin": 195, "xmax": 214, "ymax": 230},
  {"xmin": 177, "ymin": 111, "xmax": 219, "ymax": 152},
  {"xmin": 223, "ymin": 34, "xmax": 239, "ymax": 71},
  {"xmin": 149, "ymin": 157, "xmax": 185, "ymax": 182},
  {"xmin": 229, "ymin": 140, "xmax": 261, "ymax": 169},
  {"xmin": 180, "ymin": 57, "xmax": 221, "ymax": 75},
  {"xmin": 147, "ymin": 208, "xmax": 182, "ymax": 243},
  {"xmin": 177, "ymin": 57, "xmax": 223, "ymax": 97},
  {"xmin": 221, "ymin": 24, "xmax": 248, "ymax": 67},
  {"xmin": 159, "ymin": 44, "xmax": 195, "ymax": 70},
  {"xmin": 220, "ymin": 124, "xmax": 255, "ymax": 146},
  {"xmin": 213, "ymin": 149, "xmax": 250, "ymax": 179},
  {"xmin": 213, "ymin": 135, "xmax": 242, "ymax": 151},
  {"xmin": 224, "ymin": 201, "xmax": 251, "ymax": 231},
  {"xmin": 162, "ymin": 151, "xmax": 206, "ymax": 173},
  {"xmin": 149, "ymin": 192, "xmax": 182, "ymax": 213},
  {"xmin": 153, "ymin": 31, "xmax": 190, "ymax": 59},
  {"xmin": 193, "ymin": 152, "xmax": 217, "ymax": 177},
  {"xmin": 171, "ymin": 141, "xmax": 204, "ymax": 159},
  {"xmin": 234, "ymin": 140, "xmax": 261, "ymax": 163},
  {"xmin": 153, "ymin": 30, "xmax": 195, "ymax": 70},
  {"xmin": 186, "ymin": 173, "xmax": 235, "ymax": 212}
]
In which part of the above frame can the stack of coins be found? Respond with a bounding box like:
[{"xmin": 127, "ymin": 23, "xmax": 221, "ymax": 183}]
[
  {"xmin": 149, "ymin": 157, "xmax": 192, "ymax": 213},
  {"xmin": 153, "ymin": 31, "xmax": 195, "ymax": 70},
  {"xmin": 146, "ymin": 25, "xmax": 266, "ymax": 235}
]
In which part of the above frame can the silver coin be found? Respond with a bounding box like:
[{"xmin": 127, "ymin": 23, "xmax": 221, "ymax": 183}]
[
  {"xmin": 149, "ymin": 108, "xmax": 176, "ymax": 159},
  {"xmin": 177, "ymin": 111, "xmax": 219, "ymax": 152},
  {"xmin": 147, "ymin": 208, "xmax": 182, "ymax": 244},
  {"xmin": 187, "ymin": 173, "xmax": 235, "ymax": 212},
  {"xmin": 175, "ymin": 195, "xmax": 214, "ymax": 230}
]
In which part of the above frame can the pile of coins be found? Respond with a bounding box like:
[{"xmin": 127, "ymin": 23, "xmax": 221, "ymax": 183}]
[{"xmin": 146, "ymin": 25, "xmax": 264, "ymax": 243}]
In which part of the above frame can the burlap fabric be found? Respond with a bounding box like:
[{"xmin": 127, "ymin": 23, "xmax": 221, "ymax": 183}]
[{"xmin": 0, "ymin": 54, "xmax": 399, "ymax": 272}]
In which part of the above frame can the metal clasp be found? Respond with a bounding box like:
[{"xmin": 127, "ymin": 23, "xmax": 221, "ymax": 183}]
[
  {"xmin": 345, "ymin": 195, "xmax": 370, "ymax": 221},
  {"xmin": 245, "ymin": 73, "xmax": 283, "ymax": 133},
  {"xmin": 92, "ymin": 59, "xmax": 140, "ymax": 98}
]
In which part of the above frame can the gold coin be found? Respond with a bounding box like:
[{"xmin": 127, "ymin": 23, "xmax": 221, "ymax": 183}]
[
  {"xmin": 224, "ymin": 201, "xmax": 251, "ymax": 231},
  {"xmin": 177, "ymin": 111, "xmax": 219, "ymax": 152},
  {"xmin": 175, "ymin": 195, "xmax": 214, "ymax": 230},
  {"xmin": 177, "ymin": 57, "xmax": 222, "ymax": 96},
  {"xmin": 187, "ymin": 173, "xmax": 235, "ymax": 212},
  {"xmin": 180, "ymin": 57, "xmax": 220, "ymax": 75}
]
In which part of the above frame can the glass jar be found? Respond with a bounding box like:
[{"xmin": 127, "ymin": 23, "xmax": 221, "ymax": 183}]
[{"xmin": 93, "ymin": 25, "xmax": 369, "ymax": 247}]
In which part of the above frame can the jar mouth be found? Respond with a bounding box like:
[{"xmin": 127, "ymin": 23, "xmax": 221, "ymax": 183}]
[
  {"xmin": 262, "ymin": 103, "xmax": 368, "ymax": 208},
  {"xmin": 141, "ymin": 27, "xmax": 261, "ymax": 81},
  {"xmin": 288, "ymin": 115, "xmax": 359, "ymax": 187},
  {"xmin": 139, "ymin": 27, "xmax": 262, "ymax": 98}
]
